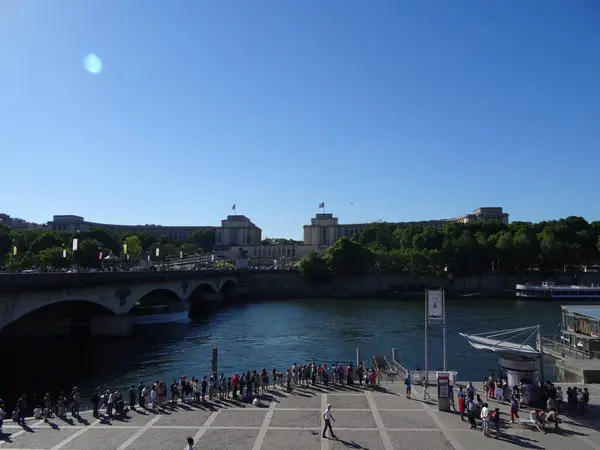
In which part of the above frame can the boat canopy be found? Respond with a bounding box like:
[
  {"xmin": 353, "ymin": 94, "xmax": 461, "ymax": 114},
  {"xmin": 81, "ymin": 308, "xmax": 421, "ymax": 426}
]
[{"xmin": 459, "ymin": 326, "xmax": 541, "ymax": 357}]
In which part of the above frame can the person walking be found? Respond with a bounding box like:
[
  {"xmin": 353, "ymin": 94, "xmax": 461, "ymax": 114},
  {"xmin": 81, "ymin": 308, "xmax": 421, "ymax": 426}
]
[{"xmin": 322, "ymin": 404, "xmax": 336, "ymax": 439}]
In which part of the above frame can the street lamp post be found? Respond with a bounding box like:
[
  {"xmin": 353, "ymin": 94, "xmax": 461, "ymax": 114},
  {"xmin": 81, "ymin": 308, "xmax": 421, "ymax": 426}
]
[
  {"xmin": 73, "ymin": 229, "xmax": 81, "ymax": 270},
  {"xmin": 10, "ymin": 239, "xmax": 16, "ymax": 271}
]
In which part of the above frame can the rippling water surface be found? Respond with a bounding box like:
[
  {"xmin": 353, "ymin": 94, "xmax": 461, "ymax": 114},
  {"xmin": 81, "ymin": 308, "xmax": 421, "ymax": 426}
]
[{"xmin": 2, "ymin": 298, "xmax": 573, "ymax": 404}]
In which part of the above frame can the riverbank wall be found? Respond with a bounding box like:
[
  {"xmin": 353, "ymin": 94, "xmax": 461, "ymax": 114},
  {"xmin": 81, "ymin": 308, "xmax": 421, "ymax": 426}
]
[{"xmin": 241, "ymin": 271, "xmax": 600, "ymax": 300}]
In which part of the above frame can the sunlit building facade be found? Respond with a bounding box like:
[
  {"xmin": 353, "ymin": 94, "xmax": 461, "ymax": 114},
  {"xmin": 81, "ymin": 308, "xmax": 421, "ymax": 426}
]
[
  {"xmin": 49, "ymin": 214, "xmax": 262, "ymax": 247},
  {"xmin": 302, "ymin": 207, "xmax": 509, "ymax": 246}
]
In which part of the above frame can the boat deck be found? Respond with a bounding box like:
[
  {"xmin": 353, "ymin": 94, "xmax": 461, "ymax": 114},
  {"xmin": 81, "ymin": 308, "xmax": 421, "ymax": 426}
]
[{"xmin": 1, "ymin": 381, "xmax": 599, "ymax": 450}]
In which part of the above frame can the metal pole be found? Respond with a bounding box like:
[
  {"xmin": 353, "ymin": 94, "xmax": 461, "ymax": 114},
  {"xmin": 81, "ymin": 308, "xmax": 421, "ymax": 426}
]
[
  {"xmin": 211, "ymin": 347, "xmax": 218, "ymax": 374},
  {"xmin": 424, "ymin": 289, "xmax": 428, "ymax": 399},
  {"xmin": 356, "ymin": 348, "xmax": 360, "ymax": 367},
  {"xmin": 443, "ymin": 289, "xmax": 447, "ymax": 372},
  {"xmin": 537, "ymin": 326, "xmax": 544, "ymax": 384},
  {"xmin": 392, "ymin": 347, "xmax": 396, "ymax": 363}
]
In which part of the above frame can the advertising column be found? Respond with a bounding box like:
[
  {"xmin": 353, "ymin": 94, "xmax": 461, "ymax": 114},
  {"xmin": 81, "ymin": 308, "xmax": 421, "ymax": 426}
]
[
  {"xmin": 424, "ymin": 289, "xmax": 444, "ymax": 400},
  {"xmin": 437, "ymin": 372, "xmax": 451, "ymax": 412}
]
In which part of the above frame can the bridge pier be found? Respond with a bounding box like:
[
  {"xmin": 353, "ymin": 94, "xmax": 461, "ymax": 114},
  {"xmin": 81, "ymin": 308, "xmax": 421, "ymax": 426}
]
[
  {"xmin": 90, "ymin": 315, "xmax": 133, "ymax": 337},
  {"xmin": 204, "ymin": 292, "xmax": 223, "ymax": 304},
  {"xmin": 188, "ymin": 292, "xmax": 224, "ymax": 319}
]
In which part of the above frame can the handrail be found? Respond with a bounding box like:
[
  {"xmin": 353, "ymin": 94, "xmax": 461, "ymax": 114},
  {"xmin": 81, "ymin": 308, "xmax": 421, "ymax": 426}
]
[
  {"xmin": 389, "ymin": 360, "xmax": 407, "ymax": 379},
  {"xmin": 372, "ymin": 355, "xmax": 379, "ymax": 372},
  {"xmin": 541, "ymin": 337, "xmax": 600, "ymax": 360}
]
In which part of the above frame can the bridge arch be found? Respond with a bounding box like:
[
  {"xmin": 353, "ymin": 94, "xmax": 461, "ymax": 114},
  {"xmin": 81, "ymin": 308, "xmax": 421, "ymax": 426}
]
[
  {"xmin": 1, "ymin": 300, "xmax": 116, "ymax": 337},
  {"xmin": 188, "ymin": 283, "xmax": 217, "ymax": 318},
  {"xmin": 133, "ymin": 288, "xmax": 184, "ymax": 313},
  {"xmin": 220, "ymin": 279, "xmax": 238, "ymax": 293}
]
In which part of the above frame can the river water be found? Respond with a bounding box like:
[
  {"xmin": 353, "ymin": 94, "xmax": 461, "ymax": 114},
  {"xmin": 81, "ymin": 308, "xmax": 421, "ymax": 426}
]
[{"xmin": 2, "ymin": 298, "xmax": 571, "ymax": 407}]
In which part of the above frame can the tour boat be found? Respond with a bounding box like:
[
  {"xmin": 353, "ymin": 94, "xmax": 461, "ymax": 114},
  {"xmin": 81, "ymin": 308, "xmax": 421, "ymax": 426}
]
[{"xmin": 516, "ymin": 281, "xmax": 600, "ymax": 299}]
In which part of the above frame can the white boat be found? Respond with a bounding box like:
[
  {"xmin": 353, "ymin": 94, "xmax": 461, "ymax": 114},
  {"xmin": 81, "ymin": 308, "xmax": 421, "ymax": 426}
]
[{"xmin": 516, "ymin": 281, "xmax": 600, "ymax": 299}]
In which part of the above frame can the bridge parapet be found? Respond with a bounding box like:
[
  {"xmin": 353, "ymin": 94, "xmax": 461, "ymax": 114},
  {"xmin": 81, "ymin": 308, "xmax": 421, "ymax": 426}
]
[{"xmin": 0, "ymin": 270, "xmax": 239, "ymax": 293}]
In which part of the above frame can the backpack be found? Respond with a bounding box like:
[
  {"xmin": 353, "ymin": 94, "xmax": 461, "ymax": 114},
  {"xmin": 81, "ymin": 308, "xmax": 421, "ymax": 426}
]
[{"xmin": 491, "ymin": 411, "xmax": 498, "ymax": 421}]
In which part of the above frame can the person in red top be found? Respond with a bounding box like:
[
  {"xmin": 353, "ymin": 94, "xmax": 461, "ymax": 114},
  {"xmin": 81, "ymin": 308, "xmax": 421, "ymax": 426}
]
[
  {"xmin": 457, "ymin": 386, "xmax": 466, "ymax": 421},
  {"xmin": 232, "ymin": 374, "xmax": 239, "ymax": 399}
]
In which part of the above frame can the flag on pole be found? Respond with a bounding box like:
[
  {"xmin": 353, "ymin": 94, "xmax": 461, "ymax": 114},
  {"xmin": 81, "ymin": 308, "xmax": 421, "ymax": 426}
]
[
  {"xmin": 98, "ymin": 251, "xmax": 103, "ymax": 260},
  {"xmin": 12, "ymin": 246, "xmax": 17, "ymax": 256},
  {"xmin": 62, "ymin": 249, "xmax": 67, "ymax": 258},
  {"xmin": 318, "ymin": 202, "xmax": 325, "ymax": 209},
  {"xmin": 232, "ymin": 204, "xmax": 236, "ymax": 210},
  {"xmin": 155, "ymin": 247, "xmax": 160, "ymax": 257},
  {"xmin": 123, "ymin": 243, "xmax": 128, "ymax": 255},
  {"xmin": 72, "ymin": 238, "xmax": 78, "ymax": 252}
]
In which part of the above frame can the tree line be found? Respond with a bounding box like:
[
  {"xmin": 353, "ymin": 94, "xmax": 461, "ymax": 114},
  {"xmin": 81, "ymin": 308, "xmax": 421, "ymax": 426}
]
[
  {"xmin": 299, "ymin": 216, "xmax": 600, "ymax": 281},
  {"xmin": 0, "ymin": 224, "xmax": 217, "ymax": 270}
]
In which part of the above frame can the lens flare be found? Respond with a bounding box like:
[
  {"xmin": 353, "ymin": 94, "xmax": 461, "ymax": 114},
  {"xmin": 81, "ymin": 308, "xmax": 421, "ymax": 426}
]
[{"xmin": 83, "ymin": 53, "xmax": 103, "ymax": 74}]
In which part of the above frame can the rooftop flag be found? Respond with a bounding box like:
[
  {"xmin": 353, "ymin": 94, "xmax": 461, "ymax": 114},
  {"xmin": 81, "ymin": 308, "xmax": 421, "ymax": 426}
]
[{"xmin": 318, "ymin": 202, "xmax": 325, "ymax": 209}]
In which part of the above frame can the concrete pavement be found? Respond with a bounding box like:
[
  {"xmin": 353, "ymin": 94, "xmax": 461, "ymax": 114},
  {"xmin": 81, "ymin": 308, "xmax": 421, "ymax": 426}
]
[{"xmin": 0, "ymin": 381, "xmax": 598, "ymax": 450}]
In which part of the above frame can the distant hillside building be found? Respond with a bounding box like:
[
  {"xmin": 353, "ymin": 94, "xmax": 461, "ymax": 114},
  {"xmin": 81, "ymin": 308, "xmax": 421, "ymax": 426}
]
[
  {"xmin": 0, "ymin": 213, "xmax": 47, "ymax": 230},
  {"xmin": 302, "ymin": 207, "xmax": 509, "ymax": 246},
  {"xmin": 49, "ymin": 214, "xmax": 262, "ymax": 247}
]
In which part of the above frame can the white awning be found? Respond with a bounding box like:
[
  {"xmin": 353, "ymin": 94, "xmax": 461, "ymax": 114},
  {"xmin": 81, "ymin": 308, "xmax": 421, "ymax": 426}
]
[{"xmin": 459, "ymin": 326, "xmax": 541, "ymax": 357}]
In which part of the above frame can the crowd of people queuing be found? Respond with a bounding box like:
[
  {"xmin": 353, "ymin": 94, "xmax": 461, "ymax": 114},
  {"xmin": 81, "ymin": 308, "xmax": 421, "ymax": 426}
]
[
  {"xmin": 1, "ymin": 364, "xmax": 593, "ymax": 446},
  {"xmin": 453, "ymin": 374, "xmax": 591, "ymax": 438},
  {"xmin": 0, "ymin": 361, "xmax": 381, "ymax": 431}
]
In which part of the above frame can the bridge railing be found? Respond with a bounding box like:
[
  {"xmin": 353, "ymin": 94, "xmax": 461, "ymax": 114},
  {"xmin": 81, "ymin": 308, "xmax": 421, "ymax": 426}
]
[
  {"xmin": 0, "ymin": 270, "xmax": 239, "ymax": 291},
  {"xmin": 541, "ymin": 337, "xmax": 600, "ymax": 360}
]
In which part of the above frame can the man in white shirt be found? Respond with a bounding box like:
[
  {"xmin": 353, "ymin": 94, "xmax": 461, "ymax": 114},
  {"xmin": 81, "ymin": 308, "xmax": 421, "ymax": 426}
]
[
  {"xmin": 322, "ymin": 404, "xmax": 336, "ymax": 439},
  {"xmin": 556, "ymin": 387, "xmax": 564, "ymax": 413},
  {"xmin": 480, "ymin": 403, "xmax": 490, "ymax": 437}
]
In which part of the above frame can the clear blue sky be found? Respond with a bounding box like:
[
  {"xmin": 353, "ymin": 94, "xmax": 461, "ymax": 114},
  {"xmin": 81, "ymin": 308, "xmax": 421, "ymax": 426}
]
[{"xmin": 1, "ymin": 1, "xmax": 599, "ymax": 239}]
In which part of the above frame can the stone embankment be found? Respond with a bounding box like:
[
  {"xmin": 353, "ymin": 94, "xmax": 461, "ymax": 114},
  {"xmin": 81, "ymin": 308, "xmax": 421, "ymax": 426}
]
[{"xmin": 241, "ymin": 271, "xmax": 600, "ymax": 300}]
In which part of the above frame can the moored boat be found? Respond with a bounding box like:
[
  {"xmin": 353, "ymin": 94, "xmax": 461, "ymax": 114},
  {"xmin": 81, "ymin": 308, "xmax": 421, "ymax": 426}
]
[{"xmin": 516, "ymin": 281, "xmax": 600, "ymax": 299}]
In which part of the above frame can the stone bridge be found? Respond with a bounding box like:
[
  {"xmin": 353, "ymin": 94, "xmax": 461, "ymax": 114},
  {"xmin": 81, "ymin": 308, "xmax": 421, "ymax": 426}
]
[{"xmin": 0, "ymin": 271, "xmax": 240, "ymax": 337}]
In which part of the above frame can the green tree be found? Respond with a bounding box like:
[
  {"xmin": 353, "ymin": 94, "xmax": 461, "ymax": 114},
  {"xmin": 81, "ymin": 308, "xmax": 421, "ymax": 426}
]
[
  {"xmin": 149, "ymin": 243, "xmax": 165, "ymax": 261},
  {"xmin": 137, "ymin": 232, "xmax": 157, "ymax": 251},
  {"xmin": 299, "ymin": 251, "xmax": 331, "ymax": 283},
  {"xmin": 180, "ymin": 243, "xmax": 200, "ymax": 257},
  {"xmin": 538, "ymin": 230, "xmax": 561, "ymax": 270},
  {"xmin": 28, "ymin": 232, "xmax": 64, "ymax": 254},
  {"xmin": 17, "ymin": 251, "xmax": 40, "ymax": 269},
  {"xmin": 494, "ymin": 231, "xmax": 515, "ymax": 273},
  {"xmin": 149, "ymin": 242, "xmax": 180, "ymax": 260},
  {"xmin": 123, "ymin": 235, "xmax": 143, "ymax": 260},
  {"xmin": 189, "ymin": 229, "xmax": 215, "ymax": 252},
  {"xmin": 358, "ymin": 223, "xmax": 398, "ymax": 249},
  {"xmin": 512, "ymin": 229, "xmax": 537, "ymax": 270},
  {"xmin": 81, "ymin": 227, "xmax": 120, "ymax": 254},
  {"xmin": 215, "ymin": 260, "xmax": 236, "ymax": 270},
  {"xmin": 0, "ymin": 223, "xmax": 11, "ymax": 265},
  {"xmin": 38, "ymin": 247, "xmax": 72, "ymax": 269},
  {"xmin": 326, "ymin": 237, "xmax": 374, "ymax": 273},
  {"xmin": 78, "ymin": 239, "xmax": 105, "ymax": 268}
]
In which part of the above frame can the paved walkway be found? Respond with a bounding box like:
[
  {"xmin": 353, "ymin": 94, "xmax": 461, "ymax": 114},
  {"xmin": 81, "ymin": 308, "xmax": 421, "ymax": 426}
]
[{"xmin": 1, "ymin": 382, "xmax": 599, "ymax": 450}]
